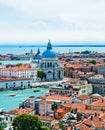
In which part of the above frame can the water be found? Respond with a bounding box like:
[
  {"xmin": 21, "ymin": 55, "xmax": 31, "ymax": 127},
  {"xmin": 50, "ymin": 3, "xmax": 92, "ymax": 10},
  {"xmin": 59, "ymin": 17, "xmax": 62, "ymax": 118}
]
[
  {"xmin": 0, "ymin": 87, "xmax": 49, "ymax": 111},
  {"xmin": 0, "ymin": 45, "xmax": 105, "ymax": 55},
  {"xmin": 1, "ymin": 60, "xmax": 30, "ymax": 64}
]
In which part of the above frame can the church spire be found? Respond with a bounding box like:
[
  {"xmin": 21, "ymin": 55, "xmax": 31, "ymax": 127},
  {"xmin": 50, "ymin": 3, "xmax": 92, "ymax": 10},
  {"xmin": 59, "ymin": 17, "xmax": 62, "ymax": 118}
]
[
  {"xmin": 37, "ymin": 48, "xmax": 40, "ymax": 54},
  {"xmin": 30, "ymin": 49, "xmax": 33, "ymax": 54},
  {"xmin": 47, "ymin": 40, "xmax": 52, "ymax": 50}
]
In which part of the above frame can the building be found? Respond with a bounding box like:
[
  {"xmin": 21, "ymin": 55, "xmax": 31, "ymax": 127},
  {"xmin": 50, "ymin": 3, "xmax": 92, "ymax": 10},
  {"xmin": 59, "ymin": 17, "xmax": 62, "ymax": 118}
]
[
  {"xmin": 0, "ymin": 65, "xmax": 37, "ymax": 81},
  {"xmin": 88, "ymin": 75, "xmax": 105, "ymax": 94},
  {"xmin": 5, "ymin": 108, "xmax": 33, "ymax": 124},
  {"xmin": 39, "ymin": 100, "xmax": 53, "ymax": 116},
  {"xmin": 38, "ymin": 116, "xmax": 58, "ymax": 129},
  {"xmin": 30, "ymin": 40, "xmax": 64, "ymax": 81},
  {"xmin": 0, "ymin": 77, "xmax": 33, "ymax": 89},
  {"xmin": 49, "ymin": 80, "xmax": 93, "ymax": 95}
]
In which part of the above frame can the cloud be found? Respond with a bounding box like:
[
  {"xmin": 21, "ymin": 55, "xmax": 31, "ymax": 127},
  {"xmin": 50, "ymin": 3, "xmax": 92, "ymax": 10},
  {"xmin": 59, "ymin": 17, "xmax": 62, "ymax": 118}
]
[{"xmin": 0, "ymin": 0, "xmax": 105, "ymax": 43}]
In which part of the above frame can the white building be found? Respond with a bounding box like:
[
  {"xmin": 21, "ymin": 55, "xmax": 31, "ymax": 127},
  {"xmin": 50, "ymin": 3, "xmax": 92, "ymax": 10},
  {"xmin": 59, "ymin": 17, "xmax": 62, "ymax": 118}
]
[
  {"xmin": 73, "ymin": 80, "xmax": 93, "ymax": 95},
  {"xmin": 88, "ymin": 75, "xmax": 105, "ymax": 94},
  {"xmin": 0, "ymin": 77, "xmax": 33, "ymax": 89},
  {"xmin": 31, "ymin": 40, "xmax": 64, "ymax": 81},
  {"xmin": 39, "ymin": 100, "xmax": 53, "ymax": 116},
  {"xmin": 0, "ymin": 67, "xmax": 37, "ymax": 81}
]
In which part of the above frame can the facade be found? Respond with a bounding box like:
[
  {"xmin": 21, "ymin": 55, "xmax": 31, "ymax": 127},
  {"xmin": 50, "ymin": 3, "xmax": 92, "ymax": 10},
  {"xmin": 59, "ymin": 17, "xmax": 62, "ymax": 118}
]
[
  {"xmin": 88, "ymin": 75, "xmax": 105, "ymax": 94},
  {"xmin": 39, "ymin": 100, "xmax": 53, "ymax": 116},
  {"xmin": 49, "ymin": 80, "xmax": 93, "ymax": 95},
  {"xmin": 38, "ymin": 116, "xmax": 58, "ymax": 129},
  {"xmin": 30, "ymin": 40, "xmax": 64, "ymax": 81},
  {"xmin": 77, "ymin": 80, "xmax": 93, "ymax": 95},
  {"xmin": 0, "ymin": 67, "xmax": 37, "ymax": 81},
  {"xmin": 97, "ymin": 65, "xmax": 105, "ymax": 74},
  {"xmin": 0, "ymin": 78, "xmax": 32, "ymax": 89}
]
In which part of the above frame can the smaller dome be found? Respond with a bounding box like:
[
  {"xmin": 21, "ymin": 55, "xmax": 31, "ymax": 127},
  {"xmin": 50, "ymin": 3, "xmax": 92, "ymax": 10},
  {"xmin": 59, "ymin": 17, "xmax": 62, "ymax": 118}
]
[
  {"xmin": 34, "ymin": 48, "xmax": 42, "ymax": 60},
  {"xmin": 34, "ymin": 54, "xmax": 42, "ymax": 59}
]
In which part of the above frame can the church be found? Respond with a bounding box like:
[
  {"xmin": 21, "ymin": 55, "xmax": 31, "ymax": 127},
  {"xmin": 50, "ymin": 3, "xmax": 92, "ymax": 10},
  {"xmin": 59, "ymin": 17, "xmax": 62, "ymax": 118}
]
[{"xmin": 30, "ymin": 40, "xmax": 64, "ymax": 81}]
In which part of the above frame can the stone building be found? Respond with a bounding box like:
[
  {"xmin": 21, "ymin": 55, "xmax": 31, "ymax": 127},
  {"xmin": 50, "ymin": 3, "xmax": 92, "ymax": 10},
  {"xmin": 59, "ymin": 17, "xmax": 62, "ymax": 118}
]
[
  {"xmin": 88, "ymin": 75, "xmax": 105, "ymax": 94},
  {"xmin": 30, "ymin": 40, "xmax": 64, "ymax": 81}
]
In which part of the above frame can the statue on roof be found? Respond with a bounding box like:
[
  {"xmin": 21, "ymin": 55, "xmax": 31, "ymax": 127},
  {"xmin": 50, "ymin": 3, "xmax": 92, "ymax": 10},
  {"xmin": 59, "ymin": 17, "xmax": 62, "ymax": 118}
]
[{"xmin": 47, "ymin": 40, "xmax": 52, "ymax": 50}]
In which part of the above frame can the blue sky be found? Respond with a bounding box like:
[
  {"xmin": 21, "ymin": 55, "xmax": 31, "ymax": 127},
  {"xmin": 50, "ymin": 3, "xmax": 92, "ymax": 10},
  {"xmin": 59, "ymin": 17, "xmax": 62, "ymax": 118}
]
[{"xmin": 0, "ymin": 0, "xmax": 105, "ymax": 44}]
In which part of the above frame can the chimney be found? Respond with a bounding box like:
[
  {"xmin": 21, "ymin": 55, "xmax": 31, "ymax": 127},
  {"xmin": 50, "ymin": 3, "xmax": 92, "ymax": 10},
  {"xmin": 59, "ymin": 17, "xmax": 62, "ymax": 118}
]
[
  {"xmin": 102, "ymin": 99, "xmax": 104, "ymax": 102},
  {"xmin": 94, "ymin": 112, "xmax": 97, "ymax": 117},
  {"xmin": 99, "ymin": 117, "xmax": 101, "ymax": 121},
  {"xmin": 90, "ymin": 116, "xmax": 93, "ymax": 120}
]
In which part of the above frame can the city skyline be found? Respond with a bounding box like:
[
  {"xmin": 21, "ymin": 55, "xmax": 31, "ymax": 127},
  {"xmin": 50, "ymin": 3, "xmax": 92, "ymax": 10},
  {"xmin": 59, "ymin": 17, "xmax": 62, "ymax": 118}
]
[{"xmin": 0, "ymin": 0, "xmax": 105, "ymax": 44}]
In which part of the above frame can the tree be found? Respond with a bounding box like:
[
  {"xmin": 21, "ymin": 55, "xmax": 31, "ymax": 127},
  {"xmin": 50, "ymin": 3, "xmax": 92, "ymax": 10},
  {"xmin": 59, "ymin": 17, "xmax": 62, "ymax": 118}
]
[
  {"xmin": 40, "ymin": 126, "xmax": 50, "ymax": 130},
  {"xmin": 37, "ymin": 69, "xmax": 46, "ymax": 81},
  {"xmin": 0, "ymin": 126, "xmax": 3, "ymax": 130},
  {"xmin": 0, "ymin": 120, "xmax": 7, "ymax": 130},
  {"xmin": 52, "ymin": 102, "xmax": 58, "ymax": 111},
  {"xmin": 89, "ymin": 60, "xmax": 96, "ymax": 64},
  {"xmin": 12, "ymin": 114, "xmax": 49, "ymax": 130},
  {"xmin": 81, "ymin": 50, "xmax": 91, "ymax": 54},
  {"xmin": 16, "ymin": 63, "xmax": 22, "ymax": 67},
  {"xmin": 59, "ymin": 121, "xmax": 64, "ymax": 130},
  {"xmin": 12, "ymin": 114, "xmax": 42, "ymax": 130}
]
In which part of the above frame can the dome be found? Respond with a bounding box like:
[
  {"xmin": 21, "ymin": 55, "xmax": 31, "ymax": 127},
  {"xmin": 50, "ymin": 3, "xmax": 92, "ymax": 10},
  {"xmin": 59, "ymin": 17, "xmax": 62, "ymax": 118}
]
[
  {"xmin": 34, "ymin": 48, "xmax": 42, "ymax": 60},
  {"xmin": 34, "ymin": 54, "xmax": 41, "ymax": 59},
  {"xmin": 42, "ymin": 50, "xmax": 57, "ymax": 58},
  {"xmin": 42, "ymin": 40, "xmax": 57, "ymax": 58}
]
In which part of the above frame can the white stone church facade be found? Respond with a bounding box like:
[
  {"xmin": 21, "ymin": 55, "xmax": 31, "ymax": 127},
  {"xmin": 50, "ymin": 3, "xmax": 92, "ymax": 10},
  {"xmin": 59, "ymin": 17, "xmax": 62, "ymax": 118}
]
[{"xmin": 30, "ymin": 41, "xmax": 64, "ymax": 81}]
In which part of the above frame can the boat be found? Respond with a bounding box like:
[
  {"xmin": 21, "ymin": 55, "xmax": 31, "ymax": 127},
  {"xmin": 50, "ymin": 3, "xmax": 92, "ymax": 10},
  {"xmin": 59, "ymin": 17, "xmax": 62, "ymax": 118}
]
[
  {"xmin": 8, "ymin": 93, "xmax": 16, "ymax": 97},
  {"xmin": 33, "ymin": 90, "xmax": 41, "ymax": 93},
  {"xmin": 0, "ymin": 88, "xmax": 4, "ymax": 91}
]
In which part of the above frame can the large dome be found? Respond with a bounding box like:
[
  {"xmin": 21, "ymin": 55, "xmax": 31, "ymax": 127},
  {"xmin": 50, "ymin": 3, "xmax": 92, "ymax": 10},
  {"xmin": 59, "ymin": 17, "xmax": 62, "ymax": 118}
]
[
  {"xmin": 42, "ymin": 49, "xmax": 57, "ymax": 58},
  {"xmin": 42, "ymin": 40, "xmax": 57, "ymax": 58}
]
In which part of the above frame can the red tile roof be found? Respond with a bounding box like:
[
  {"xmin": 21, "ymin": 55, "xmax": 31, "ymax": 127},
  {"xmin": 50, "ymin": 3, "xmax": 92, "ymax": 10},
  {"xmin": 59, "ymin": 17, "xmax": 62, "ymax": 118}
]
[{"xmin": 7, "ymin": 108, "xmax": 33, "ymax": 115}]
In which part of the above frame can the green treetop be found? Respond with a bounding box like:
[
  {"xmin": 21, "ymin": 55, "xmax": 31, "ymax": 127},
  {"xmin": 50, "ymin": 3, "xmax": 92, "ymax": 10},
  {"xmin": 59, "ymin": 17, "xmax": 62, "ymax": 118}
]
[
  {"xmin": 89, "ymin": 59, "xmax": 96, "ymax": 64},
  {"xmin": 12, "ymin": 114, "xmax": 49, "ymax": 130}
]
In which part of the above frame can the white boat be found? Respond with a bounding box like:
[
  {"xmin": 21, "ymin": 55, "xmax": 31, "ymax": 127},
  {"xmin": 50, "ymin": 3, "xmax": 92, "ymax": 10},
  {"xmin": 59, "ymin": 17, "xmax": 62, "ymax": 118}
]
[{"xmin": 8, "ymin": 93, "xmax": 16, "ymax": 96}]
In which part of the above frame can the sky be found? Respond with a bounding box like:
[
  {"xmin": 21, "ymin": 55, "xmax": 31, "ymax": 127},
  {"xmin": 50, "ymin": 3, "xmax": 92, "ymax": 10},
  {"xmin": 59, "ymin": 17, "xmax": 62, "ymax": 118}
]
[{"xmin": 0, "ymin": 0, "xmax": 105, "ymax": 44}]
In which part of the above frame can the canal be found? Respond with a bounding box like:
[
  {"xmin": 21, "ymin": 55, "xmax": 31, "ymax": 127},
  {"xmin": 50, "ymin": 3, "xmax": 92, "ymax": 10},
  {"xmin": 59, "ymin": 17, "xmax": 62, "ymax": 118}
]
[{"xmin": 0, "ymin": 87, "xmax": 49, "ymax": 111}]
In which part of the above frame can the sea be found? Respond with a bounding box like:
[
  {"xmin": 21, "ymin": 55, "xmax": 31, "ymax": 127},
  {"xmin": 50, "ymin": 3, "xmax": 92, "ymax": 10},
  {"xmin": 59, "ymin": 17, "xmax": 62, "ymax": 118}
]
[{"xmin": 1, "ymin": 44, "xmax": 105, "ymax": 55}]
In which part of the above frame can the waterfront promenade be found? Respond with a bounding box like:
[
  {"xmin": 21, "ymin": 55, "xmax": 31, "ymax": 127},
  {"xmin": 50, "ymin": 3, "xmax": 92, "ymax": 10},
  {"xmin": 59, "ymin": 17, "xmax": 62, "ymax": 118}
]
[{"xmin": 32, "ymin": 78, "xmax": 69, "ymax": 87}]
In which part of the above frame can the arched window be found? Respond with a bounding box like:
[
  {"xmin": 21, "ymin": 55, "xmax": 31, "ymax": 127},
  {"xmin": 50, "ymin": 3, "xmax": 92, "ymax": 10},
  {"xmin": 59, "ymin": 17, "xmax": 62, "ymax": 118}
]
[
  {"xmin": 48, "ymin": 71, "xmax": 52, "ymax": 73},
  {"xmin": 21, "ymin": 82, "xmax": 23, "ymax": 87},
  {"xmin": 47, "ymin": 63, "xmax": 49, "ymax": 68},
  {"xmin": 53, "ymin": 63, "xmax": 58, "ymax": 67},
  {"xmin": 50, "ymin": 63, "xmax": 52, "ymax": 67}
]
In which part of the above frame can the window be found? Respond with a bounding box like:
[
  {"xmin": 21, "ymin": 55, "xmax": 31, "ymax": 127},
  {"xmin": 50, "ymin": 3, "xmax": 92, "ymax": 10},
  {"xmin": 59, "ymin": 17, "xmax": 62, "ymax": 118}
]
[
  {"xmin": 10, "ymin": 117, "xmax": 12, "ymax": 121},
  {"xmin": 28, "ymin": 81, "xmax": 30, "ymax": 87},
  {"xmin": 47, "ymin": 63, "xmax": 49, "ymax": 68},
  {"xmin": 13, "ymin": 82, "xmax": 16, "ymax": 87},
  {"xmin": 21, "ymin": 82, "xmax": 23, "ymax": 87},
  {"xmin": 6, "ymin": 117, "xmax": 8, "ymax": 121},
  {"xmin": 50, "ymin": 63, "xmax": 52, "ymax": 67},
  {"xmin": 58, "ymin": 112, "xmax": 61, "ymax": 116},
  {"xmin": 6, "ymin": 83, "xmax": 8, "ymax": 88}
]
